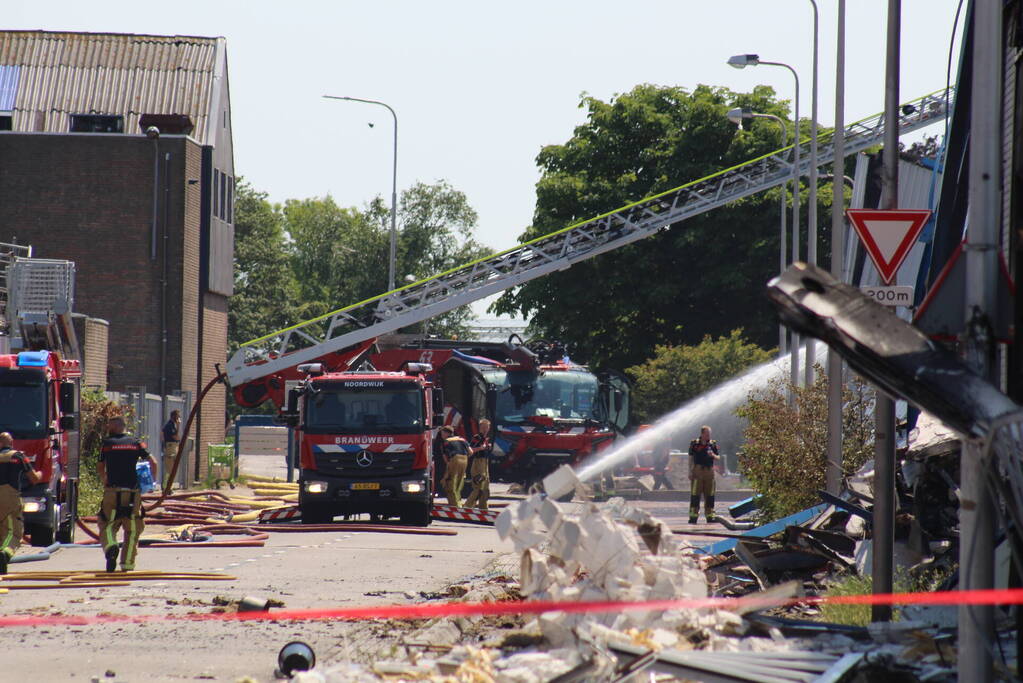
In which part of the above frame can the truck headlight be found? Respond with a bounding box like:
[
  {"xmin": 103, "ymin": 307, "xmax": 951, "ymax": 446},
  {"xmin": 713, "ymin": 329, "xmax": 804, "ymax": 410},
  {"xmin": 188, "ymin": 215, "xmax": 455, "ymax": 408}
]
[
  {"xmin": 304, "ymin": 481, "xmax": 328, "ymax": 494},
  {"xmin": 22, "ymin": 498, "xmax": 43, "ymax": 513},
  {"xmin": 401, "ymin": 480, "xmax": 424, "ymax": 494}
]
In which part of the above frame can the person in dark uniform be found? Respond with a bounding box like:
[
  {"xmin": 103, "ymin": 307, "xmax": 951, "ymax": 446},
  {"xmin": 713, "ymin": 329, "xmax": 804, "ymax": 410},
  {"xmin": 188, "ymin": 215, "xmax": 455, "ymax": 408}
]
[
  {"xmin": 161, "ymin": 410, "xmax": 181, "ymax": 488},
  {"xmin": 0, "ymin": 432, "xmax": 41, "ymax": 574},
  {"xmin": 432, "ymin": 428, "xmax": 448, "ymax": 497},
  {"xmin": 97, "ymin": 416, "xmax": 158, "ymax": 572},
  {"xmin": 688, "ymin": 425, "xmax": 721, "ymax": 524}
]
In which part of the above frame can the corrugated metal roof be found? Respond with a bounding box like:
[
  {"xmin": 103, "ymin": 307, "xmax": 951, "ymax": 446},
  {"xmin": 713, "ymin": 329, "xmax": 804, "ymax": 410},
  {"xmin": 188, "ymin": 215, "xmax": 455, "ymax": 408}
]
[{"xmin": 0, "ymin": 31, "xmax": 222, "ymax": 144}]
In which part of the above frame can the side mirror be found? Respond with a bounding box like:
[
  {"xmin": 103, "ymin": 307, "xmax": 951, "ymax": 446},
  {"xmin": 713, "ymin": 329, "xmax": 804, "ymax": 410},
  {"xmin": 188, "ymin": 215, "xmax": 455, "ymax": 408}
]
[
  {"xmin": 431, "ymin": 388, "xmax": 444, "ymax": 415},
  {"xmin": 59, "ymin": 382, "xmax": 77, "ymax": 414},
  {"xmin": 59, "ymin": 414, "xmax": 76, "ymax": 431},
  {"xmin": 287, "ymin": 388, "xmax": 300, "ymax": 415},
  {"xmin": 432, "ymin": 414, "xmax": 445, "ymax": 428},
  {"xmin": 614, "ymin": 389, "xmax": 624, "ymax": 412}
]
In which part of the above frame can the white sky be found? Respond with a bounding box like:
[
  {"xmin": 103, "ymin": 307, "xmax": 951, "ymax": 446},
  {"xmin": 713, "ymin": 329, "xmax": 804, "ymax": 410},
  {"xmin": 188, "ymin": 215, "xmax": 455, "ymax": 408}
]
[{"xmin": 11, "ymin": 1, "xmax": 964, "ymax": 317}]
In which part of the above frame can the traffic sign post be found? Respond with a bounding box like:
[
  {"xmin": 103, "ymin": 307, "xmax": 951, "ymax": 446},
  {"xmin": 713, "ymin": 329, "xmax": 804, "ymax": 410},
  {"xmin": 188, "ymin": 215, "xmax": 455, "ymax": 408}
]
[{"xmin": 846, "ymin": 208, "xmax": 931, "ymax": 285}]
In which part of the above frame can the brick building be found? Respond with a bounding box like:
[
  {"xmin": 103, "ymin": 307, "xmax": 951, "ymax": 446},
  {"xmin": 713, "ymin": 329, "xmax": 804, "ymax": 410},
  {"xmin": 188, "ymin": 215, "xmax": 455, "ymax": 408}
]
[{"xmin": 0, "ymin": 31, "xmax": 235, "ymax": 480}]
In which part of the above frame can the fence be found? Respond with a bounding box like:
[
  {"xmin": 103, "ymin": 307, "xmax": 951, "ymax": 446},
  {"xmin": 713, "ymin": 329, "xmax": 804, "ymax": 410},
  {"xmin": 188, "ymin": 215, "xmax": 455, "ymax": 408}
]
[{"xmin": 105, "ymin": 389, "xmax": 192, "ymax": 486}]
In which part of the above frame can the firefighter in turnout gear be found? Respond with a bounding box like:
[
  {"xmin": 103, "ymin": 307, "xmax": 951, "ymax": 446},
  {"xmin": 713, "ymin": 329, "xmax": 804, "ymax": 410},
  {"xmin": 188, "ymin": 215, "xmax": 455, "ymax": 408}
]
[
  {"xmin": 97, "ymin": 417, "xmax": 157, "ymax": 572},
  {"xmin": 439, "ymin": 426, "xmax": 470, "ymax": 507},
  {"xmin": 464, "ymin": 419, "xmax": 492, "ymax": 510},
  {"xmin": 0, "ymin": 432, "xmax": 41, "ymax": 574},
  {"xmin": 688, "ymin": 425, "xmax": 721, "ymax": 524}
]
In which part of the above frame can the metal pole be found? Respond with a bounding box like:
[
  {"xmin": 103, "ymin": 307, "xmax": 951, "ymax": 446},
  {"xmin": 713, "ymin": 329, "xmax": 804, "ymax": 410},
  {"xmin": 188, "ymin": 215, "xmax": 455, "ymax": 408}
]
[
  {"xmin": 872, "ymin": 0, "xmax": 900, "ymax": 624},
  {"xmin": 804, "ymin": 0, "xmax": 819, "ymax": 387},
  {"xmin": 826, "ymin": 0, "xmax": 846, "ymax": 497},
  {"xmin": 760, "ymin": 61, "xmax": 800, "ymax": 389},
  {"xmin": 771, "ymin": 116, "xmax": 789, "ymax": 355},
  {"xmin": 322, "ymin": 95, "xmax": 399, "ymax": 293},
  {"xmin": 959, "ymin": 0, "xmax": 1000, "ymax": 678}
]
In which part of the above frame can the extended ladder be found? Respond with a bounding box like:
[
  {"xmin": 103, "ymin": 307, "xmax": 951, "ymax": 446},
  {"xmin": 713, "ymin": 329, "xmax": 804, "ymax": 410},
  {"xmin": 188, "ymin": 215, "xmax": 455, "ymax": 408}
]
[{"xmin": 228, "ymin": 89, "xmax": 951, "ymax": 386}]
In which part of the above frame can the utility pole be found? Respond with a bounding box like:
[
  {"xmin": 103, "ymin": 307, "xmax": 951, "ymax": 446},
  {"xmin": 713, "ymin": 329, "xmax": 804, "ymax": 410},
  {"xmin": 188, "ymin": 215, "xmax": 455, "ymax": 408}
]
[
  {"xmin": 826, "ymin": 0, "xmax": 846, "ymax": 496},
  {"xmin": 872, "ymin": 0, "xmax": 899, "ymax": 624},
  {"xmin": 959, "ymin": 0, "xmax": 1000, "ymax": 679}
]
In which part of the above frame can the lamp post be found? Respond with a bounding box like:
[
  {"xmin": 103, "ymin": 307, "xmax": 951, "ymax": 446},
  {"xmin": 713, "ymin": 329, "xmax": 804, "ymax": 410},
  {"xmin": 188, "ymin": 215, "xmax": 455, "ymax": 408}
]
[
  {"xmin": 323, "ymin": 95, "xmax": 399, "ymax": 293},
  {"xmin": 728, "ymin": 54, "xmax": 801, "ymax": 390},
  {"xmin": 805, "ymin": 0, "xmax": 819, "ymax": 387},
  {"xmin": 727, "ymin": 107, "xmax": 789, "ymax": 355}
]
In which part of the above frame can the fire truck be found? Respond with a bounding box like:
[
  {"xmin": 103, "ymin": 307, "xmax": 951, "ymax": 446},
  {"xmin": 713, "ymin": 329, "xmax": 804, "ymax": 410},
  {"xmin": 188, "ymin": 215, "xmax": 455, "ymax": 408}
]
[
  {"xmin": 0, "ymin": 252, "xmax": 81, "ymax": 545},
  {"xmin": 372, "ymin": 337, "xmax": 630, "ymax": 486},
  {"xmin": 278, "ymin": 359, "xmax": 443, "ymax": 526}
]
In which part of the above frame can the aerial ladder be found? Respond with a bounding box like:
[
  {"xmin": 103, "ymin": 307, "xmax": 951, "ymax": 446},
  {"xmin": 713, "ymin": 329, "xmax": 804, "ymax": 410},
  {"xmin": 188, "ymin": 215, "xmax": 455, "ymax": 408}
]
[{"xmin": 228, "ymin": 89, "xmax": 952, "ymax": 399}]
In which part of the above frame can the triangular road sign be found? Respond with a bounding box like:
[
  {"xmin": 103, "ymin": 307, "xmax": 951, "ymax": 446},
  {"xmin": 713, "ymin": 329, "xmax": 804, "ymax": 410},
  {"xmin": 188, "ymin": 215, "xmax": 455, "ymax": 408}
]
[{"xmin": 846, "ymin": 208, "xmax": 931, "ymax": 285}]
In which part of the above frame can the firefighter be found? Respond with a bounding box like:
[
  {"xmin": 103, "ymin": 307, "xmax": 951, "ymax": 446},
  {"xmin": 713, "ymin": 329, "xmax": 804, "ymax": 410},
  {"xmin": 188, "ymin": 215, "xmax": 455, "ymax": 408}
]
[
  {"xmin": 464, "ymin": 419, "xmax": 492, "ymax": 510},
  {"xmin": 0, "ymin": 432, "xmax": 41, "ymax": 574},
  {"xmin": 97, "ymin": 416, "xmax": 157, "ymax": 572},
  {"xmin": 161, "ymin": 409, "xmax": 181, "ymax": 488},
  {"xmin": 688, "ymin": 425, "xmax": 721, "ymax": 524},
  {"xmin": 439, "ymin": 426, "xmax": 470, "ymax": 507},
  {"xmin": 651, "ymin": 433, "xmax": 674, "ymax": 491}
]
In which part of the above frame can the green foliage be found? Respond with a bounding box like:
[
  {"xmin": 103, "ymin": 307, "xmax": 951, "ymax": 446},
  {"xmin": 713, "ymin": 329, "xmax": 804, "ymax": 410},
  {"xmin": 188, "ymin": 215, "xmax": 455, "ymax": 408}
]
[
  {"xmin": 227, "ymin": 179, "xmax": 492, "ymax": 416},
  {"xmin": 77, "ymin": 389, "xmax": 135, "ymax": 517},
  {"xmin": 735, "ymin": 366, "xmax": 874, "ymax": 520},
  {"xmin": 493, "ymin": 83, "xmax": 834, "ymax": 370},
  {"xmin": 626, "ymin": 329, "xmax": 772, "ymax": 423}
]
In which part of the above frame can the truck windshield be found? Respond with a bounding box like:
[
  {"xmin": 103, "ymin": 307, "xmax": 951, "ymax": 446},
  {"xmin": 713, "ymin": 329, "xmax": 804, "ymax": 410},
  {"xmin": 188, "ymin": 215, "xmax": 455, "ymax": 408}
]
[
  {"xmin": 0, "ymin": 372, "xmax": 48, "ymax": 438},
  {"xmin": 304, "ymin": 386, "xmax": 423, "ymax": 434},
  {"xmin": 490, "ymin": 369, "xmax": 599, "ymax": 422}
]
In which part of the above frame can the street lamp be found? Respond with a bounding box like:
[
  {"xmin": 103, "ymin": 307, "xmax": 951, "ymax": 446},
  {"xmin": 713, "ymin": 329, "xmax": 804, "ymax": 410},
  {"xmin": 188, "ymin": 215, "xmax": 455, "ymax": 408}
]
[
  {"xmin": 727, "ymin": 108, "xmax": 789, "ymax": 355},
  {"xmin": 323, "ymin": 95, "xmax": 399, "ymax": 293},
  {"xmin": 728, "ymin": 53, "xmax": 802, "ymax": 390}
]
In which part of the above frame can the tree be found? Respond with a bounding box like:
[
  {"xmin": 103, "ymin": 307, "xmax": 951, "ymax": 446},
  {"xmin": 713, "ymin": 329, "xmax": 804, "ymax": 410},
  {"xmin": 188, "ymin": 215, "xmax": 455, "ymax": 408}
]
[
  {"xmin": 229, "ymin": 179, "xmax": 297, "ymax": 353},
  {"xmin": 493, "ymin": 83, "xmax": 831, "ymax": 370},
  {"xmin": 626, "ymin": 329, "xmax": 773, "ymax": 423},
  {"xmin": 284, "ymin": 181, "xmax": 492, "ymax": 338},
  {"xmin": 735, "ymin": 368, "xmax": 874, "ymax": 520}
]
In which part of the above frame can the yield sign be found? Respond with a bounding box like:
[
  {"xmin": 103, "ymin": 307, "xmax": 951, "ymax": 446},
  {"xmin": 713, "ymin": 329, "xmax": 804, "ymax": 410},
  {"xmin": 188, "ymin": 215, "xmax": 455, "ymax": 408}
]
[{"xmin": 846, "ymin": 208, "xmax": 931, "ymax": 285}]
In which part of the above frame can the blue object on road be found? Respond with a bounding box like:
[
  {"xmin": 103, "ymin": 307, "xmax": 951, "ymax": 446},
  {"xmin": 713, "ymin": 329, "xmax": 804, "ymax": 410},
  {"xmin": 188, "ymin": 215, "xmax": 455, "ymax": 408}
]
[{"xmin": 695, "ymin": 504, "xmax": 828, "ymax": 555}]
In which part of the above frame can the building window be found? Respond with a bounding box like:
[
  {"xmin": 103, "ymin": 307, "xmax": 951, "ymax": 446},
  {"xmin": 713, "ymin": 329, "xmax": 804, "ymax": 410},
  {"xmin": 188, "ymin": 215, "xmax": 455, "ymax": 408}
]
[
  {"xmin": 69, "ymin": 114, "xmax": 124, "ymax": 133},
  {"xmin": 213, "ymin": 169, "xmax": 220, "ymax": 220},
  {"xmin": 226, "ymin": 175, "xmax": 234, "ymax": 224},
  {"xmin": 0, "ymin": 113, "xmax": 11, "ymax": 131}
]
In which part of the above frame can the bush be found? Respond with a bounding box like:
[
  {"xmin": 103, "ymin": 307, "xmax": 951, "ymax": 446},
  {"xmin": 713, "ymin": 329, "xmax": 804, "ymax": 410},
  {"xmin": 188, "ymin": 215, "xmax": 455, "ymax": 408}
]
[
  {"xmin": 627, "ymin": 329, "xmax": 773, "ymax": 423},
  {"xmin": 735, "ymin": 365, "xmax": 874, "ymax": 520},
  {"xmin": 77, "ymin": 389, "xmax": 135, "ymax": 517}
]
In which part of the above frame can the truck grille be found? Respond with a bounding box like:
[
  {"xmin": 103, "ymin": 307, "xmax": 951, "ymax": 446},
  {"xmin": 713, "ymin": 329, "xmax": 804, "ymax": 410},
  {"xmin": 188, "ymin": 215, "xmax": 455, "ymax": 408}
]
[{"xmin": 314, "ymin": 451, "xmax": 415, "ymax": 476}]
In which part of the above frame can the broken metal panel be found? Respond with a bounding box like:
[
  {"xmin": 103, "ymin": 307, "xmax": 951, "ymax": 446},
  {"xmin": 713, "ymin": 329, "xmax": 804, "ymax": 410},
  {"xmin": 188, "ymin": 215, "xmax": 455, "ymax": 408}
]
[
  {"xmin": 767, "ymin": 262, "xmax": 1018, "ymax": 437},
  {"xmin": 698, "ymin": 505, "xmax": 828, "ymax": 556}
]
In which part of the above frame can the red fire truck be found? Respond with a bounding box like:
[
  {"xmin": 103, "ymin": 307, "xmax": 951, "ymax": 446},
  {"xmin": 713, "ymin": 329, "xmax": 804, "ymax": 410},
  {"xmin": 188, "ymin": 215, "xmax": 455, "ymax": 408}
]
[
  {"xmin": 0, "ymin": 257, "xmax": 81, "ymax": 545},
  {"xmin": 278, "ymin": 361, "xmax": 443, "ymax": 526}
]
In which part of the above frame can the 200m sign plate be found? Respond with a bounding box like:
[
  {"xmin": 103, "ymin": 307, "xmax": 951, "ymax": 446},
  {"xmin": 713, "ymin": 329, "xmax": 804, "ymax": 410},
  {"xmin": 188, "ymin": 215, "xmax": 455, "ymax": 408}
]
[{"xmin": 861, "ymin": 285, "xmax": 913, "ymax": 307}]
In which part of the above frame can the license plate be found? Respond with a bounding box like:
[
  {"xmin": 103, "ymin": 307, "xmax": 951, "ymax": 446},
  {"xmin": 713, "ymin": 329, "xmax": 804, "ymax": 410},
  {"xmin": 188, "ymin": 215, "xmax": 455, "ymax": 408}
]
[{"xmin": 351, "ymin": 482, "xmax": 380, "ymax": 491}]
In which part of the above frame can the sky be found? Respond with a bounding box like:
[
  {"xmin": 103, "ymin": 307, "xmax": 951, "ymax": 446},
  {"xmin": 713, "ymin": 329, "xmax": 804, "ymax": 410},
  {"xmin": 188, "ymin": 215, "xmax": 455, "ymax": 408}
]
[{"xmin": 11, "ymin": 1, "xmax": 965, "ymax": 320}]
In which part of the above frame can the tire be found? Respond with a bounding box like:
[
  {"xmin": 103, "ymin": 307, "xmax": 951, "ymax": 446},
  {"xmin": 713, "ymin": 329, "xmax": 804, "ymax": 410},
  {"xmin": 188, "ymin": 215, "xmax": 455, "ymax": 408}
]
[
  {"xmin": 57, "ymin": 482, "xmax": 77, "ymax": 544},
  {"xmin": 400, "ymin": 503, "xmax": 432, "ymax": 527}
]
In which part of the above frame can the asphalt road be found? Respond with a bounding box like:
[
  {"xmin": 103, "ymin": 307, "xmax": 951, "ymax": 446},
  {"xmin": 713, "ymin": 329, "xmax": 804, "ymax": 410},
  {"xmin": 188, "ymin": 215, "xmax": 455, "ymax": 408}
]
[{"xmin": 0, "ymin": 487, "xmax": 514, "ymax": 681}]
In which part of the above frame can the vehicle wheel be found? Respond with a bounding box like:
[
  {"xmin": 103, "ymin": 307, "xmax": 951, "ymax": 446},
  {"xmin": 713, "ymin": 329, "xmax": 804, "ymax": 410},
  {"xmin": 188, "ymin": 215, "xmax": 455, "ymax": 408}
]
[
  {"xmin": 27, "ymin": 519, "xmax": 55, "ymax": 547},
  {"xmin": 57, "ymin": 482, "xmax": 77, "ymax": 544},
  {"xmin": 400, "ymin": 503, "xmax": 431, "ymax": 527}
]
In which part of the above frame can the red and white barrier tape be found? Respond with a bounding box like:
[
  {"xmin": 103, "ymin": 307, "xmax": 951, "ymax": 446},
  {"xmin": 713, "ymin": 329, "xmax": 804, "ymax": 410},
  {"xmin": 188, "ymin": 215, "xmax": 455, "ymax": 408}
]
[{"xmin": 1, "ymin": 588, "xmax": 1022, "ymax": 629}]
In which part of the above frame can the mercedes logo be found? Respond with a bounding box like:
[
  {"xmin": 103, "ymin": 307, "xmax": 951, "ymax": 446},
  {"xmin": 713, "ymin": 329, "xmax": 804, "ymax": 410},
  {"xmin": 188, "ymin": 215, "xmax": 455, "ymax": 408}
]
[{"xmin": 355, "ymin": 450, "xmax": 374, "ymax": 467}]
